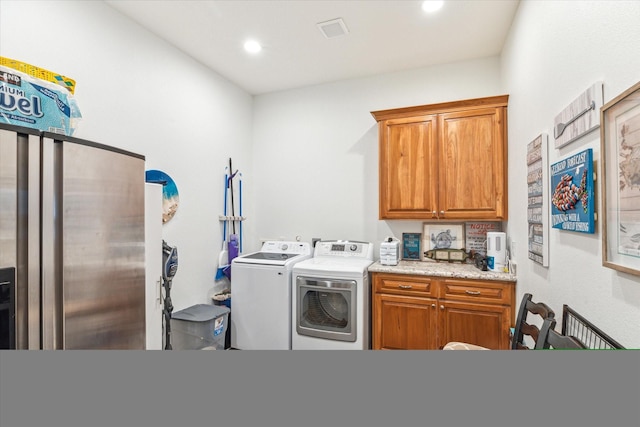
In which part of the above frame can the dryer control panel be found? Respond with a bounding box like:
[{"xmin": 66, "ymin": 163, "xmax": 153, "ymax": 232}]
[{"xmin": 314, "ymin": 241, "xmax": 373, "ymax": 260}]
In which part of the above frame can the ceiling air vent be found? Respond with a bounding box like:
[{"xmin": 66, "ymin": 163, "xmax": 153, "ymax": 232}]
[{"xmin": 317, "ymin": 18, "xmax": 349, "ymax": 39}]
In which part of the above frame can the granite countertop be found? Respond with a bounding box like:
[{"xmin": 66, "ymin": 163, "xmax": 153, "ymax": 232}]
[{"xmin": 368, "ymin": 260, "xmax": 517, "ymax": 282}]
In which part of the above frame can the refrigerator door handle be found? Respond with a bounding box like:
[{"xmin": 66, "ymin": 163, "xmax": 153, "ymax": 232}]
[
  {"xmin": 2, "ymin": 129, "xmax": 42, "ymax": 349},
  {"xmin": 41, "ymin": 137, "xmax": 63, "ymax": 350}
]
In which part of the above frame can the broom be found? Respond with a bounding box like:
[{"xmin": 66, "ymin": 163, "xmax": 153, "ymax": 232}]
[{"xmin": 215, "ymin": 166, "xmax": 229, "ymax": 281}]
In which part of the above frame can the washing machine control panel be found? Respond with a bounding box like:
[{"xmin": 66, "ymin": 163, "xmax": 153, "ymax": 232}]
[{"xmin": 261, "ymin": 241, "xmax": 311, "ymax": 255}]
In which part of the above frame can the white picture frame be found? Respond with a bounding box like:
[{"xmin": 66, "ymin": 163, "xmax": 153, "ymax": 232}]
[{"xmin": 423, "ymin": 223, "xmax": 465, "ymax": 251}]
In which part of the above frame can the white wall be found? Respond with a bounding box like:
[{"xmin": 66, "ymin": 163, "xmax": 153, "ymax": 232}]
[
  {"xmin": 501, "ymin": 0, "xmax": 640, "ymax": 347},
  {"xmin": 0, "ymin": 0, "xmax": 254, "ymax": 311},
  {"xmin": 252, "ymin": 57, "xmax": 503, "ymax": 249}
]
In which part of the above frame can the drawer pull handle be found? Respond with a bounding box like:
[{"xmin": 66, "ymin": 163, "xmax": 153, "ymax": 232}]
[
  {"xmin": 465, "ymin": 290, "xmax": 481, "ymax": 295},
  {"xmin": 398, "ymin": 285, "xmax": 413, "ymax": 289}
]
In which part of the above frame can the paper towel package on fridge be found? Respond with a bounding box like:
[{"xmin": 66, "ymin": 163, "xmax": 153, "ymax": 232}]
[{"xmin": 0, "ymin": 61, "xmax": 81, "ymax": 136}]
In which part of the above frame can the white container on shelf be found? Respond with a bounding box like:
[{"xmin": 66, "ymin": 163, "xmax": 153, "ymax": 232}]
[
  {"xmin": 486, "ymin": 232, "xmax": 506, "ymax": 272},
  {"xmin": 380, "ymin": 240, "xmax": 399, "ymax": 265}
]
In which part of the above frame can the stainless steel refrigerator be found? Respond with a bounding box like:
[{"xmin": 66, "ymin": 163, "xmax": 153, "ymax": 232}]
[{"xmin": 0, "ymin": 123, "xmax": 146, "ymax": 349}]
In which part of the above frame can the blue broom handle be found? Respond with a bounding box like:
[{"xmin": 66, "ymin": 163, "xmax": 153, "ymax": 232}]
[
  {"xmin": 223, "ymin": 170, "xmax": 228, "ymax": 243},
  {"xmin": 239, "ymin": 175, "xmax": 243, "ymax": 253}
]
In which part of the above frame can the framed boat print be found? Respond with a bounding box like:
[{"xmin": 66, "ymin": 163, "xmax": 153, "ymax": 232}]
[{"xmin": 601, "ymin": 81, "xmax": 640, "ymax": 276}]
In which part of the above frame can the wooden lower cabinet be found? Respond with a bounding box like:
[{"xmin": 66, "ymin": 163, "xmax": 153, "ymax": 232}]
[
  {"xmin": 372, "ymin": 272, "xmax": 515, "ymax": 350},
  {"xmin": 374, "ymin": 294, "xmax": 437, "ymax": 350},
  {"xmin": 438, "ymin": 301, "xmax": 511, "ymax": 350}
]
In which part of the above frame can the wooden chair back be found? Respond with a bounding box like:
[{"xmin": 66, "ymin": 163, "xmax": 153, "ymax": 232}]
[{"xmin": 511, "ymin": 293, "xmax": 555, "ymax": 350}]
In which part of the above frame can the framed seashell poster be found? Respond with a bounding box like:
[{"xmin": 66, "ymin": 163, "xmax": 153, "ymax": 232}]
[
  {"xmin": 423, "ymin": 223, "xmax": 464, "ymax": 251},
  {"xmin": 550, "ymin": 148, "xmax": 595, "ymax": 233}
]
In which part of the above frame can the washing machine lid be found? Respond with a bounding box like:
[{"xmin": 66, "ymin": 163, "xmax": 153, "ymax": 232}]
[{"xmin": 232, "ymin": 241, "xmax": 312, "ymax": 267}]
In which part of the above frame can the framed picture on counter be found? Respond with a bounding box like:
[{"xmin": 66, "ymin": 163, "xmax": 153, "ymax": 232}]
[
  {"xmin": 402, "ymin": 233, "xmax": 421, "ymax": 260},
  {"xmin": 423, "ymin": 223, "xmax": 464, "ymax": 251}
]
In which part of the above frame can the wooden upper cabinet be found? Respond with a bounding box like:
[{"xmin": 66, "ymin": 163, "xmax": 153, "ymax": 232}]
[
  {"xmin": 372, "ymin": 95, "xmax": 508, "ymax": 220},
  {"xmin": 379, "ymin": 114, "xmax": 438, "ymax": 218}
]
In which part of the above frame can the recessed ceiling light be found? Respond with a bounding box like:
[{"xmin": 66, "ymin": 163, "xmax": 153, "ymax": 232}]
[
  {"xmin": 422, "ymin": 0, "xmax": 444, "ymax": 13},
  {"xmin": 244, "ymin": 40, "xmax": 262, "ymax": 54}
]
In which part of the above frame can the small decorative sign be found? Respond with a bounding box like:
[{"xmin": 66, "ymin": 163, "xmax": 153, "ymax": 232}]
[
  {"xmin": 465, "ymin": 222, "xmax": 502, "ymax": 256},
  {"xmin": 553, "ymin": 82, "xmax": 603, "ymax": 149},
  {"xmin": 550, "ymin": 148, "xmax": 595, "ymax": 233},
  {"xmin": 402, "ymin": 233, "xmax": 421, "ymax": 260},
  {"xmin": 527, "ymin": 134, "xmax": 550, "ymax": 266}
]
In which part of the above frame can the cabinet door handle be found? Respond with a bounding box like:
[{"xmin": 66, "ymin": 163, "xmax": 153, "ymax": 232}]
[
  {"xmin": 398, "ymin": 285, "xmax": 413, "ymax": 289},
  {"xmin": 432, "ymin": 210, "xmax": 437, "ymax": 218},
  {"xmin": 431, "ymin": 304, "xmax": 436, "ymax": 308},
  {"xmin": 440, "ymin": 210, "xmax": 445, "ymax": 215},
  {"xmin": 465, "ymin": 290, "xmax": 481, "ymax": 295},
  {"xmin": 440, "ymin": 305, "xmax": 444, "ymax": 310}
]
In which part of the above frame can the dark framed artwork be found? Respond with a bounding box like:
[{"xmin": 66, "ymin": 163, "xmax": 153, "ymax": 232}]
[{"xmin": 402, "ymin": 233, "xmax": 421, "ymax": 260}]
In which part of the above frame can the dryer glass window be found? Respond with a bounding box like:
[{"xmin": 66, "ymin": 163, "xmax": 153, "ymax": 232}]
[
  {"xmin": 296, "ymin": 277, "xmax": 356, "ymax": 342},
  {"xmin": 303, "ymin": 290, "xmax": 349, "ymax": 329}
]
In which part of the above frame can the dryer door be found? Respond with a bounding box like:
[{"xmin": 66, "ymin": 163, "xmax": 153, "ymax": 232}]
[{"xmin": 296, "ymin": 276, "xmax": 356, "ymax": 342}]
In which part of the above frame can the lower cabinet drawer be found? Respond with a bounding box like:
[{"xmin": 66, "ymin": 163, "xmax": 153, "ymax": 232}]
[
  {"xmin": 373, "ymin": 273, "xmax": 435, "ymax": 297},
  {"xmin": 440, "ymin": 279, "xmax": 512, "ymax": 305}
]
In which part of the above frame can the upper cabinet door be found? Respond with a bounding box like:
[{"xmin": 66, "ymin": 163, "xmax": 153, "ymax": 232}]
[
  {"xmin": 438, "ymin": 107, "xmax": 507, "ymax": 220},
  {"xmin": 379, "ymin": 115, "xmax": 438, "ymax": 219}
]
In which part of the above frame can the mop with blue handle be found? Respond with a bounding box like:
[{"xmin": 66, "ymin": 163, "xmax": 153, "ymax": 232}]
[
  {"xmin": 223, "ymin": 158, "xmax": 239, "ymax": 280},
  {"xmin": 215, "ymin": 166, "xmax": 229, "ymax": 281},
  {"xmin": 239, "ymin": 172, "xmax": 243, "ymax": 253}
]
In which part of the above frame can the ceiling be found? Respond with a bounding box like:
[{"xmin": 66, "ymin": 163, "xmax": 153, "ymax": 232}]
[{"xmin": 105, "ymin": 0, "xmax": 520, "ymax": 96}]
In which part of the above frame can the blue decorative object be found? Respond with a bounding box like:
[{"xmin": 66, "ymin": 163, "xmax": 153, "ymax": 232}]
[
  {"xmin": 402, "ymin": 233, "xmax": 421, "ymax": 260},
  {"xmin": 550, "ymin": 149, "xmax": 594, "ymax": 233},
  {"xmin": 146, "ymin": 170, "xmax": 179, "ymax": 223}
]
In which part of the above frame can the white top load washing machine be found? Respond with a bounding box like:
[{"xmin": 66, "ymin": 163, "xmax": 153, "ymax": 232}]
[
  {"xmin": 292, "ymin": 241, "xmax": 374, "ymax": 350},
  {"xmin": 231, "ymin": 241, "xmax": 312, "ymax": 350}
]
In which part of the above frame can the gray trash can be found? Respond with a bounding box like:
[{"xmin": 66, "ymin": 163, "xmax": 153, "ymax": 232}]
[{"xmin": 170, "ymin": 304, "xmax": 230, "ymax": 350}]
